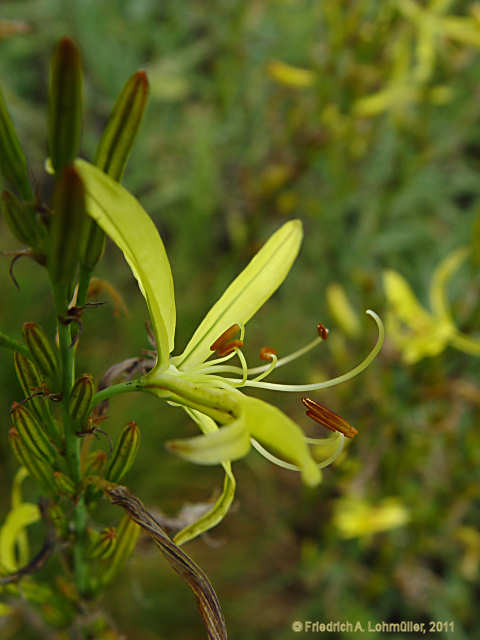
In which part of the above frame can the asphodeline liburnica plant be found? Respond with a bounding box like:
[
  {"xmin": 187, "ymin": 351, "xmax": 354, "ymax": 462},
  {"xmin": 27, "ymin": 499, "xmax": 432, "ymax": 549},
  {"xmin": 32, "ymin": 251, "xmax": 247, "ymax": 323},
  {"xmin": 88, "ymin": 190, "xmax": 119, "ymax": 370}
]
[{"xmin": 0, "ymin": 39, "xmax": 383, "ymax": 638}]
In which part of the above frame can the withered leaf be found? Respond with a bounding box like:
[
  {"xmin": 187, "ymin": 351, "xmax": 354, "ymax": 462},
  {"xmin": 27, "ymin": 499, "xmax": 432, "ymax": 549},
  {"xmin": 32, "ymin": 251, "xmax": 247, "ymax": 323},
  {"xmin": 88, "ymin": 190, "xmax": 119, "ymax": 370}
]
[{"xmin": 106, "ymin": 485, "xmax": 227, "ymax": 640}]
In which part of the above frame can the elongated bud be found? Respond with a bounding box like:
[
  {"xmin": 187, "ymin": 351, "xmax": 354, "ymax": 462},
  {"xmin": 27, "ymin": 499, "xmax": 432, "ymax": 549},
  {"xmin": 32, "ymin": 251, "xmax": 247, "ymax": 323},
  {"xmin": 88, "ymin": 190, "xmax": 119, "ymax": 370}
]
[
  {"xmin": 95, "ymin": 71, "xmax": 149, "ymax": 181},
  {"xmin": 106, "ymin": 421, "xmax": 140, "ymax": 482},
  {"xmin": 69, "ymin": 374, "xmax": 94, "ymax": 426},
  {"xmin": 49, "ymin": 166, "xmax": 87, "ymax": 287},
  {"xmin": 0, "ymin": 87, "xmax": 32, "ymax": 199},
  {"xmin": 48, "ymin": 503, "xmax": 68, "ymax": 538},
  {"xmin": 52, "ymin": 471, "xmax": 76, "ymax": 497},
  {"xmin": 8, "ymin": 427, "xmax": 55, "ymax": 491},
  {"xmin": 1, "ymin": 190, "xmax": 39, "ymax": 247},
  {"xmin": 14, "ymin": 352, "xmax": 59, "ymax": 443},
  {"xmin": 23, "ymin": 322, "xmax": 58, "ymax": 382},
  {"xmin": 84, "ymin": 450, "xmax": 107, "ymax": 476},
  {"xmin": 87, "ymin": 527, "xmax": 117, "ymax": 559},
  {"xmin": 48, "ymin": 38, "xmax": 83, "ymax": 172},
  {"xmin": 102, "ymin": 515, "xmax": 140, "ymax": 585},
  {"xmin": 10, "ymin": 401, "xmax": 56, "ymax": 463}
]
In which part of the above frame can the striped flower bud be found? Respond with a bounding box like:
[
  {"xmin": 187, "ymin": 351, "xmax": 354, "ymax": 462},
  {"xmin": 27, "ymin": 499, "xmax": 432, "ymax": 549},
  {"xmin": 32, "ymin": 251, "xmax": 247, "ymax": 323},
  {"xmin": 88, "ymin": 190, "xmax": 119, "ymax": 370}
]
[
  {"xmin": 1, "ymin": 190, "xmax": 41, "ymax": 248},
  {"xmin": 49, "ymin": 166, "xmax": 88, "ymax": 289},
  {"xmin": 10, "ymin": 402, "xmax": 56, "ymax": 464},
  {"xmin": 48, "ymin": 504, "xmax": 68, "ymax": 538},
  {"xmin": 84, "ymin": 450, "xmax": 107, "ymax": 477},
  {"xmin": 48, "ymin": 38, "xmax": 83, "ymax": 172},
  {"xmin": 8, "ymin": 427, "xmax": 55, "ymax": 492},
  {"xmin": 52, "ymin": 471, "xmax": 76, "ymax": 497},
  {"xmin": 22, "ymin": 322, "xmax": 58, "ymax": 382},
  {"xmin": 0, "ymin": 87, "xmax": 32, "ymax": 199},
  {"xmin": 105, "ymin": 421, "xmax": 140, "ymax": 483},
  {"xmin": 13, "ymin": 352, "xmax": 59, "ymax": 442},
  {"xmin": 95, "ymin": 70, "xmax": 149, "ymax": 181},
  {"xmin": 69, "ymin": 374, "xmax": 94, "ymax": 426},
  {"xmin": 102, "ymin": 515, "xmax": 140, "ymax": 586},
  {"xmin": 87, "ymin": 527, "xmax": 117, "ymax": 560}
]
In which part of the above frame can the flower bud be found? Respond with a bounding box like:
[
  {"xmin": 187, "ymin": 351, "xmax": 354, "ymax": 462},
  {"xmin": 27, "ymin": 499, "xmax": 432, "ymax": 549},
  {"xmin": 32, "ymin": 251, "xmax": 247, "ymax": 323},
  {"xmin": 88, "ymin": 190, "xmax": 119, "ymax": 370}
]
[
  {"xmin": 84, "ymin": 450, "xmax": 108, "ymax": 477},
  {"xmin": 1, "ymin": 190, "xmax": 42, "ymax": 248},
  {"xmin": 102, "ymin": 515, "xmax": 140, "ymax": 585},
  {"xmin": 48, "ymin": 38, "xmax": 83, "ymax": 172},
  {"xmin": 87, "ymin": 527, "xmax": 117, "ymax": 559},
  {"xmin": 13, "ymin": 352, "xmax": 59, "ymax": 441},
  {"xmin": 8, "ymin": 427, "xmax": 55, "ymax": 492},
  {"xmin": 95, "ymin": 70, "xmax": 149, "ymax": 181},
  {"xmin": 52, "ymin": 471, "xmax": 76, "ymax": 497},
  {"xmin": 10, "ymin": 402, "xmax": 56, "ymax": 464},
  {"xmin": 0, "ymin": 87, "xmax": 32, "ymax": 199},
  {"xmin": 22, "ymin": 322, "xmax": 58, "ymax": 382},
  {"xmin": 69, "ymin": 374, "xmax": 94, "ymax": 426},
  {"xmin": 48, "ymin": 503, "xmax": 68, "ymax": 538},
  {"xmin": 105, "ymin": 421, "xmax": 140, "ymax": 483},
  {"xmin": 49, "ymin": 166, "xmax": 88, "ymax": 288}
]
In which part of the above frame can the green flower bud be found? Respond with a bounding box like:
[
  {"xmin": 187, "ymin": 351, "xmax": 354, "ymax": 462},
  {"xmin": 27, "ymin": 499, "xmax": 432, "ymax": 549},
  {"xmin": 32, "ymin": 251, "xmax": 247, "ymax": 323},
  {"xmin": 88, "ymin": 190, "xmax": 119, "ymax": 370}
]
[
  {"xmin": 1, "ymin": 190, "xmax": 41, "ymax": 247},
  {"xmin": 102, "ymin": 515, "xmax": 140, "ymax": 586},
  {"xmin": 0, "ymin": 87, "xmax": 32, "ymax": 199},
  {"xmin": 49, "ymin": 166, "xmax": 88, "ymax": 288},
  {"xmin": 48, "ymin": 503, "xmax": 68, "ymax": 538},
  {"xmin": 69, "ymin": 374, "xmax": 94, "ymax": 426},
  {"xmin": 22, "ymin": 322, "xmax": 58, "ymax": 382},
  {"xmin": 84, "ymin": 450, "xmax": 107, "ymax": 477},
  {"xmin": 48, "ymin": 38, "xmax": 83, "ymax": 172},
  {"xmin": 13, "ymin": 352, "xmax": 60, "ymax": 442},
  {"xmin": 8, "ymin": 426, "xmax": 55, "ymax": 492},
  {"xmin": 95, "ymin": 70, "xmax": 149, "ymax": 181},
  {"xmin": 10, "ymin": 401, "xmax": 56, "ymax": 464},
  {"xmin": 87, "ymin": 527, "xmax": 117, "ymax": 560},
  {"xmin": 105, "ymin": 421, "xmax": 140, "ymax": 483},
  {"xmin": 52, "ymin": 471, "xmax": 76, "ymax": 497}
]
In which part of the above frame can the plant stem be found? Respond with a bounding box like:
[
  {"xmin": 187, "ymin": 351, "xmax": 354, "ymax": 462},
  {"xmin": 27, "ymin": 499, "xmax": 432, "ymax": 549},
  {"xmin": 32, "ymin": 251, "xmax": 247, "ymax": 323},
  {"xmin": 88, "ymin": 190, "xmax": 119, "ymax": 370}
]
[
  {"xmin": 55, "ymin": 288, "xmax": 88, "ymax": 595},
  {"xmin": 92, "ymin": 379, "xmax": 144, "ymax": 408}
]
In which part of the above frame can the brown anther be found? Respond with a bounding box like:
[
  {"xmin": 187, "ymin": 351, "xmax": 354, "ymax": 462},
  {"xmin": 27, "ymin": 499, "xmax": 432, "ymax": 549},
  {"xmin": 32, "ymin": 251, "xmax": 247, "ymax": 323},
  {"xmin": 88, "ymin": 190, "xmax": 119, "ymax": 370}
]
[
  {"xmin": 210, "ymin": 324, "xmax": 243, "ymax": 356},
  {"xmin": 259, "ymin": 347, "xmax": 277, "ymax": 361},
  {"xmin": 301, "ymin": 397, "xmax": 358, "ymax": 438},
  {"xmin": 317, "ymin": 323, "xmax": 329, "ymax": 340}
]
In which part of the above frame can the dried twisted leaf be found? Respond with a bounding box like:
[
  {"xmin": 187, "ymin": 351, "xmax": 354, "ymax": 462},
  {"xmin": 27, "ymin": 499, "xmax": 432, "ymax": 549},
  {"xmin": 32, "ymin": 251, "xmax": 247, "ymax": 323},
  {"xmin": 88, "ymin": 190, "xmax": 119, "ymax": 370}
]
[{"xmin": 106, "ymin": 484, "xmax": 227, "ymax": 640}]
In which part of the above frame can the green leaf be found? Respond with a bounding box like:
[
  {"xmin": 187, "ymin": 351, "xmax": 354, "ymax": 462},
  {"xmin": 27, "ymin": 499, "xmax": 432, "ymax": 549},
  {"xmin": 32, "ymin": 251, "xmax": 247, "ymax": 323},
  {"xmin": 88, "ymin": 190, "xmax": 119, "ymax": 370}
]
[
  {"xmin": 0, "ymin": 503, "xmax": 40, "ymax": 572},
  {"xmin": 75, "ymin": 159, "xmax": 176, "ymax": 368},
  {"xmin": 174, "ymin": 409, "xmax": 236, "ymax": 546},
  {"xmin": 175, "ymin": 219, "xmax": 303, "ymax": 369}
]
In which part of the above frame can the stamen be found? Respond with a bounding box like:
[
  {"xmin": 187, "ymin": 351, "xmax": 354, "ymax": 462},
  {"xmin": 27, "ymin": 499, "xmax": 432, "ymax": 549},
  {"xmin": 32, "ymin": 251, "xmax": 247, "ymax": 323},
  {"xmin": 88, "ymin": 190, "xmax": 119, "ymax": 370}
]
[
  {"xmin": 231, "ymin": 347, "xmax": 248, "ymax": 387},
  {"xmin": 301, "ymin": 397, "xmax": 358, "ymax": 438},
  {"xmin": 252, "ymin": 349, "xmax": 278, "ymax": 383},
  {"xmin": 317, "ymin": 323, "xmax": 329, "ymax": 340},
  {"xmin": 250, "ymin": 431, "xmax": 344, "ymax": 472},
  {"xmin": 232, "ymin": 310, "xmax": 384, "ymax": 392},
  {"xmin": 209, "ymin": 324, "xmax": 243, "ymax": 357},
  {"xmin": 259, "ymin": 347, "xmax": 277, "ymax": 361}
]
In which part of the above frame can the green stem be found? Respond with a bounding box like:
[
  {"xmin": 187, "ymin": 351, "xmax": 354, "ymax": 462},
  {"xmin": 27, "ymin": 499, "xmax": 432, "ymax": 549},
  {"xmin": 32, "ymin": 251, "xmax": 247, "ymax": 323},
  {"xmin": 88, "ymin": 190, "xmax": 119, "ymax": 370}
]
[
  {"xmin": 92, "ymin": 379, "xmax": 144, "ymax": 408},
  {"xmin": 0, "ymin": 329, "xmax": 30, "ymax": 358},
  {"xmin": 54, "ymin": 287, "xmax": 88, "ymax": 595},
  {"xmin": 77, "ymin": 264, "xmax": 92, "ymax": 309}
]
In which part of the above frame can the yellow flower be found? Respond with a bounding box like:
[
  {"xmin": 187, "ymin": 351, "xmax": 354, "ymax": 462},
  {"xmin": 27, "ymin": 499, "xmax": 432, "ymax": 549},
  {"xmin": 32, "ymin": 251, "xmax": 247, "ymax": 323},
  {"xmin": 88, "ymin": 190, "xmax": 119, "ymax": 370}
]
[
  {"xmin": 384, "ymin": 247, "xmax": 480, "ymax": 363},
  {"xmin": 76, "ymin": 159, "xmax": 383, "ymax": 543}
]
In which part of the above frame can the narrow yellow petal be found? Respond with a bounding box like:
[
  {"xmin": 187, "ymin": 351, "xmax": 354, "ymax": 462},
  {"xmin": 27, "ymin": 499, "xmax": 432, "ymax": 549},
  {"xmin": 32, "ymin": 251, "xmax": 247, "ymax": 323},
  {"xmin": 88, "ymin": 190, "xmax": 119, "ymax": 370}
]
[
  {"xmin": 75, "ymin": 159, "xmax": 175, "ymax": 368},
  {"xmin": 176, "ymin": 220, "xmax": 303, "ymax": 369},
  {"xmin": 0, "ymin": 502, "xmax": 40, "ymax": 571}
]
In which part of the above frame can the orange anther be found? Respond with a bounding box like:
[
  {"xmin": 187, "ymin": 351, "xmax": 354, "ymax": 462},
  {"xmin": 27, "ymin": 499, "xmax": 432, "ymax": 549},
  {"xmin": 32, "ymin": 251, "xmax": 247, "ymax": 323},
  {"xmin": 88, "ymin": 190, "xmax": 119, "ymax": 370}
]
[
  {"xmin": 259, "ymin": 346, "xmax": 277, "ymax": 361},
  {"xmin": 210, "ymin": 324, "xmax": 241, "ymax": 353},
  {"xmin": 301, "ymin": 397, "xmax": 358, "ymax": 438},
  {"xmin": 317, "ymin": 323, "xmax": 329, "ymax": 340}
]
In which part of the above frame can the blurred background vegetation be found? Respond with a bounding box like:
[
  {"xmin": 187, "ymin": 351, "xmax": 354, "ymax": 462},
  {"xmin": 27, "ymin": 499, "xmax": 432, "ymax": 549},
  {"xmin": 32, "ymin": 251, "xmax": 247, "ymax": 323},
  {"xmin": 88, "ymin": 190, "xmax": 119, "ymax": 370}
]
[{"xmin": 2, "ymin": 0, "xmax": 480, "ymax": 638}]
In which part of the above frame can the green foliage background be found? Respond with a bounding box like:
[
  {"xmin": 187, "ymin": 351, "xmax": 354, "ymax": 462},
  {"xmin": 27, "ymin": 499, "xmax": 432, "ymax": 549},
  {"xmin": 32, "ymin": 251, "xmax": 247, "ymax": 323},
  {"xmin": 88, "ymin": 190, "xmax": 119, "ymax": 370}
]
[{"xmin": 2, "ymin": 0, "xmax": 480, "ymax": 638}]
